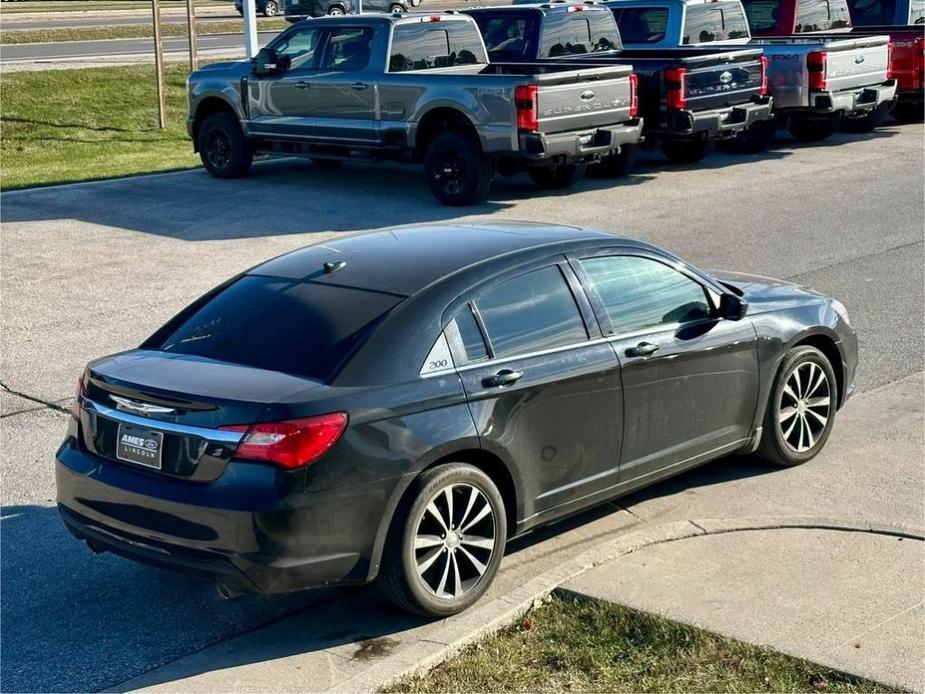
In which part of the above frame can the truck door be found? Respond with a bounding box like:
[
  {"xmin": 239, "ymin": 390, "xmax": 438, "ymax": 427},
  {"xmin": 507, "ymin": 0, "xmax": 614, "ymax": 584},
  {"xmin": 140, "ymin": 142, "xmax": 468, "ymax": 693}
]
[
  {"xmin": 246, "ymin": 24, "xmax": 323, "ymax": 137},
  {"xmin": 309, "ymin": 26, "xmax": 380, "ymax": 144}
]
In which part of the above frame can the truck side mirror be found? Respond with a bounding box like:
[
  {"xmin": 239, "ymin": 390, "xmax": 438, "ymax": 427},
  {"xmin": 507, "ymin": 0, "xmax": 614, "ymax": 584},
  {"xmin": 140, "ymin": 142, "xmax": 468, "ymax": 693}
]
[
  {"xmin": 252, "ymin": 48, "xmax": 289, "ymax": 76},
  {"xmin": 720, "ymin": 293, "xmax": 748, "ymax": 321}
]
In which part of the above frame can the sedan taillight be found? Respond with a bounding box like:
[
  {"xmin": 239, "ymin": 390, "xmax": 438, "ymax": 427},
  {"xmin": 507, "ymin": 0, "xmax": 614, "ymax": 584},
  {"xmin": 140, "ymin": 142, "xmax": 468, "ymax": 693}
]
[
  {"xmin": 220, "ymin": 413, "xmax": 348, "ymax": 469},
  {"xmin": 72, "ymin": 373, "xmax": 88, "ymax": 420}
]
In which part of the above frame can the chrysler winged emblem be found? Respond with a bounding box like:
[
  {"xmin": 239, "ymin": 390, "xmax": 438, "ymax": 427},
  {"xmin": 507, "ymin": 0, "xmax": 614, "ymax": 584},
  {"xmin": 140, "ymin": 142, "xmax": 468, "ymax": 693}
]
[{"xmin": 111, "ymin": 395, "xmax": 176, "ymax": 416}]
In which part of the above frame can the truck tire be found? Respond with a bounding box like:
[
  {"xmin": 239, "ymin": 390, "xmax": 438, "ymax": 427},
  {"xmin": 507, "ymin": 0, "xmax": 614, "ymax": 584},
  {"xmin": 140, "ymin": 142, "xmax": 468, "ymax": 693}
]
[
  {"xmin": 756, "ymin": 346, "xmax": 837, "ymax": 467},
  {"xmin": 661, "ymin": 138, "xmax": 710, "ymax": 164},
  {"xmin": 841, "ymin": 102, "xmax": 889, "ymax": 133},
  {"xmin": 327, "ymin": 4, "xmax": 345, "ymax": 15},
  {"xmin": 527, "ymin": 163, "xmax": 586, "ymax": 189},
  {"xmin": 726, "ymin": 119, "xmax": 777, "ymax": 154},
  {"xmin": 788, "ymin": 115, "xmax": 840, "ymax": 142},
  {"xmin": 424, "ymin": 130, "xmax": 492, "ymax": 206},
  {"xmin": 891, "ymin": 100, "xmax": 924, "ymax": 124},
  {"xmin": 197, "ymin": 111, "xmax": 253, "ymax": 179},
  {"xmin": 379, "ymin": 463, "xmax": 507, "ymax": 617},
  {"xmin": 588, "ymin": 144, "xmax": 637, "ymax": 178}
]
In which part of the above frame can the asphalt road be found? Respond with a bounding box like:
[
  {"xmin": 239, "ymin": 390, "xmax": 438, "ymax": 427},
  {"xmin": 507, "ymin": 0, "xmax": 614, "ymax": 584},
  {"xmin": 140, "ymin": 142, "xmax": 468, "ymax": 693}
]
[
  {"xmin": 2, "ymin": 12, "xmax": 241, "ymax": 30},
  {"xmin": 1, "ymin": 124, "xmax": 923, "ymax": 692},
  {"xmin": 0, "ymin": 30, "xmax": 277, "ymax": 62}
]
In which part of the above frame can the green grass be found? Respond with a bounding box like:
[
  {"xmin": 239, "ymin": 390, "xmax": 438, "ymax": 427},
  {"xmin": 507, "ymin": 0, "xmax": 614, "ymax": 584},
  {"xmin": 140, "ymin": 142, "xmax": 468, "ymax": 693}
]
[
  {"xmin": 1, "ymin": 18, "xmax": 288, "ymax": 43},
  {"xmin": 1, "ymin": 63, "xmax": 198, "ymax": 189},
  {"xmin": 388, "ymin": 595, "xmax": 898, "ymax": 693}
]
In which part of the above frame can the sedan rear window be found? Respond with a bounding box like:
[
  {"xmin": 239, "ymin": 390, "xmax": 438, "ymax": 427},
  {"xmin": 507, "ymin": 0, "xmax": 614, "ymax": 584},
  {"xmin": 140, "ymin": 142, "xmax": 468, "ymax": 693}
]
[{"xmin": 158, "ymin": 275, "xmax": 401, "ymax": 381}]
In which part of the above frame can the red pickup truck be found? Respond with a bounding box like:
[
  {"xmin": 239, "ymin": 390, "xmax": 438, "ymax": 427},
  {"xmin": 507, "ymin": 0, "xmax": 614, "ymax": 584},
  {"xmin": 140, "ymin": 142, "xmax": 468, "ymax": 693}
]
[{"xmin": 741, "ymin": 0, "xmax": 923, "ymax": 122}]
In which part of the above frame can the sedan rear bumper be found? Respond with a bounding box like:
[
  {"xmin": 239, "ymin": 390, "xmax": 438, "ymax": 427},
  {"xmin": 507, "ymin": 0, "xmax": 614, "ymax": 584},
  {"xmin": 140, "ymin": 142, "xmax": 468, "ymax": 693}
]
[{"xmin": 55, "ymin": 437, "xmax": 391, "ymax": 594}]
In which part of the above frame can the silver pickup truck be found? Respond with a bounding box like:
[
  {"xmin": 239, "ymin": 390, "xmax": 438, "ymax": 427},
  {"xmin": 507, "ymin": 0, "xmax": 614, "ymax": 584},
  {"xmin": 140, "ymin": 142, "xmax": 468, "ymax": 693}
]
[
  {"xmin": 186, "ymin": 12, "xmax": 643, "ymax": 205},
  {"xmin": 605, "ymin": 0, "xmax": 897, "ymax": 141}
]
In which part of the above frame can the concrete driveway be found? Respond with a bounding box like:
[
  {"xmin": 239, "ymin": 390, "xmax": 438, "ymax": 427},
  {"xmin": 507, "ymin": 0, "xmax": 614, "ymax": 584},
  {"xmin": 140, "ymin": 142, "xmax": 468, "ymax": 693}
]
[{"xmin": 1, "ymin": 125, "xmax": 923, "ymax": 692}]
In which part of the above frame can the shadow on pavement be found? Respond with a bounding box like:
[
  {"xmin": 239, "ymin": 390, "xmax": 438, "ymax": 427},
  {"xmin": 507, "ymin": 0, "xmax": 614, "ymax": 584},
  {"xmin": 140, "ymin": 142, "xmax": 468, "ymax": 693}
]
[{"xmin": 0, "ymin": 452, "xmax": 781, "ymax": 692}]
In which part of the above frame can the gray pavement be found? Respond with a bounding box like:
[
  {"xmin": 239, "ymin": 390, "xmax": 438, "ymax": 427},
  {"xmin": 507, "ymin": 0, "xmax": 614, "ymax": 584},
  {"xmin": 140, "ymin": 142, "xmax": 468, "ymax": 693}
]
[
  {"xmin": 565, "ymin": 527, "xmax": 924, "ymax": 692},
  {"xmin": 1, "ymin": 124, "xmax": 923, "ymax": 692},
  {"xmin": 2, "ymin": 13, "xmax": 241, "ymax": 30}
]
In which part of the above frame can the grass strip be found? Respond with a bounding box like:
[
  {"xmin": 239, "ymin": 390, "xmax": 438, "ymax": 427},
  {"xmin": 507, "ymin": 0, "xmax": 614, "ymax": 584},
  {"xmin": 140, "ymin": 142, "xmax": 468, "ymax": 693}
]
[{"xmin": 1, "ymin": 18, "xmax": 288, "ymax": 44}]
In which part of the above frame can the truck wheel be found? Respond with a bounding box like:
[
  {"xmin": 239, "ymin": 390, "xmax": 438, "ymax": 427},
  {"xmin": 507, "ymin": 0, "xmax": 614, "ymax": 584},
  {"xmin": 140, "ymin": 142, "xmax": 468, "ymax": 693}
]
[
  {"xmin": 726, "ymin": 119, "xmax": 777, "ymax": 154},
  {"xmin": 788, "ymin": 115, "xmax": 840, "ymax": 142},
  {"xmin": 424, "ymin": 131, "xmax": 492, "ymax": 206},
  {"xmin": 841, "ymin": 102, "xmax": 889, "ymax": 134},
  {"xmin": 527, "ymin": 163, "xmax": 586, "ymax": 189},
  {"xmin": 661, "ymin": 139, "xmax": 710, "ymax": 164},
  {"xmin": 756, "ymin": 346, "xmax": 837, "ymax": 467},
  {"xmin": 891, "ymin": 100, "xmax": 924, "ymax": 124},
  {"xmin": 327, "ymin": 4, "xmax": 345, "ymax": 14},
  {"xmin": 379, "ymin": 463, "xmax": 507, "ymax": 617},
  {"xmin": 197, "ymin": 111, "xmax": 253, "ymax": 179},
  {"xmin": 264, "ymin": 0, "xmax": 279, "ymax": 15},
  {"xmin": 588, "ymin": 144, "xmax": 637, "ymax": 178}
]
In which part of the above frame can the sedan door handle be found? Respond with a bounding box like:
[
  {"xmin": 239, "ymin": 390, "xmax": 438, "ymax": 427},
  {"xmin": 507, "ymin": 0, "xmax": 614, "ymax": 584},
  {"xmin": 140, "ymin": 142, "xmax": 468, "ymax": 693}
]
[
  {"xmin": 350, "ymin": 82, "xmax": 369, "ymax": 90},
  {"xmin": 483, "ymin": 369, "xmax": 524, "ymax": 388},
  {"xmin": 625, "ymin": 342, "xmax": 659, "ymax": 357},
  {"xmin": 294, "ymin": 81, "xmax": 311, "ymax": 89}
]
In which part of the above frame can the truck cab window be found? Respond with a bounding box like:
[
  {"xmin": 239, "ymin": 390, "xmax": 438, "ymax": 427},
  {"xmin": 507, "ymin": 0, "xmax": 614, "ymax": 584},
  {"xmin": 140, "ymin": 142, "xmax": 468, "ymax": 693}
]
[
  {"xmin": 319, "ymin": 28, "xmax": 374, "ymax": 71},
  {"xmin": 741, "ymin": 0, "xmax": 782, "ymax": 32},
  {"xmin": 795, "ymin": 0, "xmax": 847, "ymax": 30},
  {"xmin": 846, "ymin": 0, "xmax": 895, "ymax": 24},
  {"xmin": 912, "ymin": 0, "xmax": 925, "ymax": 22},
  {"xmin": 389, "ymin": 24, "xmax": 484, "ymax": 72},
  {"xmin": 611, "ymin": 7, "xmax": 669, "ymax": 43},
  {"xmin": 682, "ymin": 2, "xmax": 748, "ymax": 43},
  {"xmin": 541, "ymin": 15, "xmax": 594, "ymax": 55},
  {"xmin": 477, "ymin": 15, "xmax": 534, "ymax": 59},
  {"xmin": 273, "ymin": 27, "xmax": 323, "ymax": 70}
]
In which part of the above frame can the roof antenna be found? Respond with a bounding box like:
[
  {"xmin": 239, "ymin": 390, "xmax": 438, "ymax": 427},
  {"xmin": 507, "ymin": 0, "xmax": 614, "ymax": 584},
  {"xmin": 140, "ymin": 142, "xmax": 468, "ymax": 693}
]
[{"xmin": 323, "ymin": 260, "xmax": 347, "ymax": 274}]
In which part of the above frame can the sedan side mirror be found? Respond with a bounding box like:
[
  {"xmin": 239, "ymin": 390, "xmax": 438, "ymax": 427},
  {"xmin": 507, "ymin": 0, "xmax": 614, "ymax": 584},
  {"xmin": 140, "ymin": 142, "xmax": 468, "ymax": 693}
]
[
  {"xmin": 252, "ymin": 48, "xmax": 289, "ymax": 76},
  {"xmin": 720, "ymin": 293, "xmax": 748, "ymax": 321}
]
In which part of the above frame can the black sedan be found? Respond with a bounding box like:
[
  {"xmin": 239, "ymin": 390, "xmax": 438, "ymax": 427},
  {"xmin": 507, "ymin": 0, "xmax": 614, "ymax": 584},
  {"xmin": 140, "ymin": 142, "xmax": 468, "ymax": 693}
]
[{"xmin": 56, "ymin": 223, "xmax": 857, "ymax": 616}]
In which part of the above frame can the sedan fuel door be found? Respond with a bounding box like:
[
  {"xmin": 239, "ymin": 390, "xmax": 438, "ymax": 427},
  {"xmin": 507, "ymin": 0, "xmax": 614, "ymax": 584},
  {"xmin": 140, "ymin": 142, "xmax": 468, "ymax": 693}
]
[
  {"xmin": 246, "ymin": 24, "xmax": 324, "ymax": 137},
  {"xmin": 573, "ymin": 251, "xmax": 759, "ymax": 484},
  {"xmin": 447, "ymin": 262, "xmax": 625, "ymax": 526}
]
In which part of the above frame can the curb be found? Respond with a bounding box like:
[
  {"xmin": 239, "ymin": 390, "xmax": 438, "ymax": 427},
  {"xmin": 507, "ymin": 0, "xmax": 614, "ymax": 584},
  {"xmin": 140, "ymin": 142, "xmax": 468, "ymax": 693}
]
[{"xmin": 333, "ymin": 515, "xmax": 923, "ymax": 693}]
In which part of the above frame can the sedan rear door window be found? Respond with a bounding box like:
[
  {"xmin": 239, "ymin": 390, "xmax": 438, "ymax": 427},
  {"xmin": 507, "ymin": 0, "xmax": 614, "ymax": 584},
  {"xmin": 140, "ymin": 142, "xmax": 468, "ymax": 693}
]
[
  {"xmin": 158, "ymin": 275, "xmax": 402, "ymax": 381},
  {"xmin": 474, "ymin": 266, "xmax": 587, "ymax": 357},
  {"xmin": 579, "ymin": 255, "xmax": 712, "ymax": 333}
]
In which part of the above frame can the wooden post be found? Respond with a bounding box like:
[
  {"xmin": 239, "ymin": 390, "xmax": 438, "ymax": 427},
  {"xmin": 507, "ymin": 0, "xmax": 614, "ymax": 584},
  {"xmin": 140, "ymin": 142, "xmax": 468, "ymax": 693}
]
[
  {"xmin": 186, "ymin": 0, "xmax": 198, "ymax": 72},
  {"xmin": 152, "ymin": 0, "xmax": 166, "ymax": 129}
]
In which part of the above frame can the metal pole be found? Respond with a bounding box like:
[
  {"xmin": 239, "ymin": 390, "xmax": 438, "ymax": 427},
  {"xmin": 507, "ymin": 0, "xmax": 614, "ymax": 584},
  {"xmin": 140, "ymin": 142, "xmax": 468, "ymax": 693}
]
[
  {"xmin": 186, "ymin": 0, "xmax": 198, "ymax": 72},
  {"xmin": 152, "ymin": 0, "xmax": 166, "ymax": 129},
  {"xmin": 242, "ymin": 0, "xmax": 258, "ymax": 59}
]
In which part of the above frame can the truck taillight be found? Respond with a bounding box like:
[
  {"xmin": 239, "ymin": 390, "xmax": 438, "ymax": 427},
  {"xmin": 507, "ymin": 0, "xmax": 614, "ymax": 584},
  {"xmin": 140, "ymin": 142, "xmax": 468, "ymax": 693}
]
[
  {"xmin": 759, "ymin": 55, "xmax": 769, "ymax": 96},
  {"xmin": 886, "ymin": 41, "xmax": 894, "ymax": 80},
  {"xmin": 629, "ymin": 73, "xmax": 639, "ymax": 117},
  {"xmin": 807, "ymin": 51, "xmax": 827, "ymax": 91},
  {"xmin": 220, "ymin": 413, "xmax": 348, "ymax": 470},
  {"xmin": 664, "ymin": 67, "xmax": 686, "ymax": 110},
  {"xmin": 916, "ymin": 36, "xmax": 925, "ymax": 77},
  {"xmin": 515, "ymin": 84, "xmax": 539, "ymax": 131}
]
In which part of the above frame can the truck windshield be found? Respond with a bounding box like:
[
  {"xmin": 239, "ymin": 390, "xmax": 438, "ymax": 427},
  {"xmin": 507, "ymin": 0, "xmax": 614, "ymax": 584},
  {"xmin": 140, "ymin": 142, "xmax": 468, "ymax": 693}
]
[
  {"xmin": 540, "ymin": 12, "xmax": 623, "ymax": 56},
  {"xmin": 158, "ymin": 275, "xmax": 402, "ymax": 381},
  {"xmin": 611, "ymin": 7, "xmax": 670, "ymax": 42},
  {"xmin": 469, "ymin": 11, "xmax": 540, "ymax": 60},
  {"xmin": 682, "ymin": 2, "xmax": 751, "ymax": 43},
  {"xmin": 389, "ymin": 22, "xmax": 486, "ymax": 71}
]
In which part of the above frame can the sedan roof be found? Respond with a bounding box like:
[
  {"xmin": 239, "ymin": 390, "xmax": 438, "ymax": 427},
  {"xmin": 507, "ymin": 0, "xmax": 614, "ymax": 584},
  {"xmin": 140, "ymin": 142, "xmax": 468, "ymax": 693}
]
[{"xmin": 248, "ymin": 222, "xmax": 623, "ymax": 297}]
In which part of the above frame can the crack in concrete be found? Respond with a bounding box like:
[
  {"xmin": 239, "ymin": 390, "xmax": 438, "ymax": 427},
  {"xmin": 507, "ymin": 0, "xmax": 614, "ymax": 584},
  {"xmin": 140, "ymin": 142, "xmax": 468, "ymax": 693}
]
[{"xmin": 0, "ymin": 380, "xmax": 69, "ymax": 416}]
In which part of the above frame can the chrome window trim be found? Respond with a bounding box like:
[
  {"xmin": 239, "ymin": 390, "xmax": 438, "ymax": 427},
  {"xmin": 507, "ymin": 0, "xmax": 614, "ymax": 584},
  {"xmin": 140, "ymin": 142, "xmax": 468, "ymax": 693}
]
[{"xmin": 83, "ymin": 399, "xmax": 245, "ymax": 444}]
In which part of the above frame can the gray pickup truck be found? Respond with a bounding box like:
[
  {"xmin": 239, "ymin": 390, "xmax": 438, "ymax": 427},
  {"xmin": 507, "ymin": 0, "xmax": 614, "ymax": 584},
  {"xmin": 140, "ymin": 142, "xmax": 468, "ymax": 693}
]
[{"xmin": 186, "ymin": 12, "xmax": 643, "ymax": 205}]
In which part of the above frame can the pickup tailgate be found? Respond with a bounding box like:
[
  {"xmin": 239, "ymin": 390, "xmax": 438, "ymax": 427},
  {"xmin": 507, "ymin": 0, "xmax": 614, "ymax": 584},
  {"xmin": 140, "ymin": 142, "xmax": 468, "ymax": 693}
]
[
  {"xmin": 515, "ymin": 63, "xmax": 636, "ymax": 133},
  {"xmin": 820, "ymin": 35, "xmax": 892, "ymax": 93}
]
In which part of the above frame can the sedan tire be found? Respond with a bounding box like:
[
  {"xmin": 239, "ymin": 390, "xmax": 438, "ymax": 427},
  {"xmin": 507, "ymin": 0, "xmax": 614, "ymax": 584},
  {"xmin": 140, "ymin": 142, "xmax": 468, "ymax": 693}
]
[
  {"xmin": 379, "ymin": 464, "xmax": 507, "ymax": 617},
  {"xmin": 757, "ymin": 345, "xmax": 837, "ymax": 467},
  {"xmin": 197, "ymin": 111, "xmax": 253, "ymax": 179}
]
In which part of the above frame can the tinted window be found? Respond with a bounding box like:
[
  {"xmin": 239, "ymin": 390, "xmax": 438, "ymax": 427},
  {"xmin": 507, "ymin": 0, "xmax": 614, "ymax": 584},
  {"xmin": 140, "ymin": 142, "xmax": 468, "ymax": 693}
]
[
  {"xmin": 846, "ymin": 0, "xmax": 895, "ymax": 23},
  {"xmin": 541, "ymin": 13, "xmax": 614, "ymax": 55},
  {"xmin": 912, "ymin": 0, "xmax": 925, "ymax": 22},
  {"xmin": 159, "ymin": 275, "xmax": 401, "ymax": 381},
  {"xmin": 273, "ymin": 26, "xmax": 323, "ymax": 70},
  {"xmin": 319, "ymin": 27, "xmax": 374, "ymax": 70},
  {"xmin": 454, "ymin": 305, "xmax": 489, "ymax": 363},
  {"xmin": 389, "ymin": 22, "xmax": 485, "ymax": 72},
  {"xmin": 796, "ymin": 0, "xmax": 849, "ymax": 30},
  {"xmin": 471, "ymin": 12, "xmax": 538, "ymax": 60},
  {"xmin": 475, "ymin": 266, "xmax": 587, "ymax": 357},
  {"xmin": 580, "ymin": 256, "xmax": 711, "ymax": 333},
  {"xmin": 682, "ymin": 2, "xmax": 751, "ymax": 43},
  {"xmin": 741, "ymin": 0, "xmax": 781, "ymax": 32},
  {"xmin": 612, "ymin": 7, "xmax": 669, "ymax": 43}
]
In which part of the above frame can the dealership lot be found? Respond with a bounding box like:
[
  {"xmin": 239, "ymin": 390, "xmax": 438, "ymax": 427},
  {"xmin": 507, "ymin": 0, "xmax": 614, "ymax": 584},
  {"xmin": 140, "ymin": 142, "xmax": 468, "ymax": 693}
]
[{"xmin": 1, "ymin": 124, "xmax": 923, "ymax": 692}]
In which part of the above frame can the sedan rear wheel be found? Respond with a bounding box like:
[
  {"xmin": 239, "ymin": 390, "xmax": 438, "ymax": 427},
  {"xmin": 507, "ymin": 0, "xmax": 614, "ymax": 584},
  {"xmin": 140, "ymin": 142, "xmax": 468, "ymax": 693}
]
[
  {"xmin": 757, "ymin": 345, "xmax": 837, "ymax": 466},
  {"xmin": 380, "ymin": 464, "xmax": 507, "ymax": 616},
  {"xmin": 264, "ymin": 0, "xmax": 279, "ymax": 15}
]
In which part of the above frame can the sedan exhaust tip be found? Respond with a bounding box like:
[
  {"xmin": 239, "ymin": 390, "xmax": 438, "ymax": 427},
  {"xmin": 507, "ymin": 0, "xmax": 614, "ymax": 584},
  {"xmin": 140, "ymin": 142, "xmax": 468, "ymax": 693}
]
[{"xmin": 216, "ymin": 582, "xmax": 246, "ymax": 601}]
